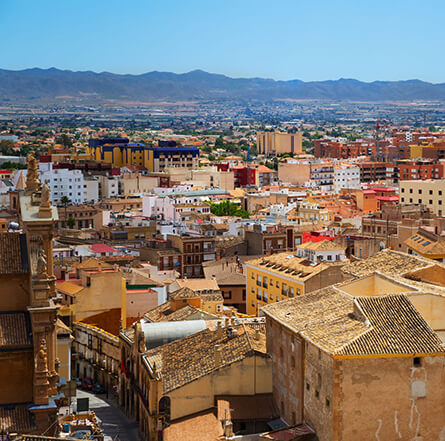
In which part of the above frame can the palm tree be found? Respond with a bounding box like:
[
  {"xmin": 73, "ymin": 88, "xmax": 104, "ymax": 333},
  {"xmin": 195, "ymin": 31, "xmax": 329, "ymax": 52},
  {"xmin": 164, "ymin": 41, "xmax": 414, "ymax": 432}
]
[{"xmin": 60, "ymin": 196, "xmax": 71, "ymax": 226}]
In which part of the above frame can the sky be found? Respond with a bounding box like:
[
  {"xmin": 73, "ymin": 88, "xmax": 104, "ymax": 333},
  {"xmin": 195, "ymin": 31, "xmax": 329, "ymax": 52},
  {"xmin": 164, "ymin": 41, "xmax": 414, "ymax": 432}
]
[{"xmin": 1, "ymin": 0, "xmax": 444, "ymax": 83}]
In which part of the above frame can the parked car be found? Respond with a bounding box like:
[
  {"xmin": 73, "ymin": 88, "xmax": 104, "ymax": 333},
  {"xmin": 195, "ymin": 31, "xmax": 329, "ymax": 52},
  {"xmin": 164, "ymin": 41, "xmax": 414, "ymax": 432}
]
[
  {"xmin": 92, "ymin": 383, "xmax": 105, "ymax": 394},
  {"xmin": 81, "ymin": 377, "xmax": 94, "ymax": 391}
]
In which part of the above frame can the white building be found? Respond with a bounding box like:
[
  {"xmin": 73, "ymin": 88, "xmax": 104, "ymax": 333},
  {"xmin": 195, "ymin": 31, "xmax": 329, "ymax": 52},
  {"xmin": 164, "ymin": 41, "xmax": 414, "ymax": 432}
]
[
  {"xmin": 295, "ymin": 240, "xmax": 346, "ymax": 263},
  {"xmin": 83, "ymin": 177, "xmax": 100, "ymax": 203},
  {"xmin": 39, "ymin": 163, "xmax": 84, "ymax": 204},
  {"xmin": 333, "ymin": 163, "xmax": 361, "ymax": 193},
  {"xmin": 98, "ymin": 175, "xmax": 120, "ymax": 199}
]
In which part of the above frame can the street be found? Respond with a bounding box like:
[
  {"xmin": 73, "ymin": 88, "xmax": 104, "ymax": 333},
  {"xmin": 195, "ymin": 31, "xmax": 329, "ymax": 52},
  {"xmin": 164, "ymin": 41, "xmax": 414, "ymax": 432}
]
[{"xmin": 72, "ymin": 390, "xmax": 141, "ymax": 441}]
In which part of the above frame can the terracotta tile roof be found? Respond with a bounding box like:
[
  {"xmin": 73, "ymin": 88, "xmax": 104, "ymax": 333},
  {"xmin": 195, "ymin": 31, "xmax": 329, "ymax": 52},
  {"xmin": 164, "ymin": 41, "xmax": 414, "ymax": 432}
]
[
  {"xmin": 297, "ymin": 239, "xmax": 345, "ymax": 252},
  {"xmin": 176, "ymin": 279, "xmax": 220, "ymax": 292},
  {"xmin": 169, "ymin": 287, "xmax": 199, "ymax": 300},
  {"xmin": 404, "ymin": 231, "xmax": 445, "ymax": 257},
  {"xmin": 144, "ymin": 302, "xmax": 218, "ymax": 323},
  {"xmin": 263, "ymin": 288, "xmax": 445, "ymax": 356},
  {"xmin": 0, "ymin": 404, "xmax": 35, "ymax": 433},
  {"xmin": 143, "ymin": 323, "xmax": 267, "ymax": 394},
  {"xmin": 0, "ymin": 233, "xmax": 29, "ymax": 274},
  {"xmin": 338, "ymin": 295, "xmax": 445, "ymax": 356},
  {"xmin": 0, "ymin": 312, "xmax": 32, "ymax": 348},
  {"xmin": 56, "ymin": 280, "xmax": 83, "ymax": 296},
  {"xmin": 342, "ymin": 249, "xmax": 430, "ymax": 278},
  {"xmin": 73, "ymin": 257, "xmax": 113, "ymax": 270},
  {"xmin": 246, "ymin": 253, "xmax": 333, "ymax": 281}
]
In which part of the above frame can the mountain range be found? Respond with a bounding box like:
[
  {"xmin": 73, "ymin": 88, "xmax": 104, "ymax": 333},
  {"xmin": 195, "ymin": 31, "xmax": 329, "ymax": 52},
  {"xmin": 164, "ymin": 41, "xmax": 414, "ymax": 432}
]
[{"xmin": 1, "ymin": 68, "xmax": 445, "ymax": 103}]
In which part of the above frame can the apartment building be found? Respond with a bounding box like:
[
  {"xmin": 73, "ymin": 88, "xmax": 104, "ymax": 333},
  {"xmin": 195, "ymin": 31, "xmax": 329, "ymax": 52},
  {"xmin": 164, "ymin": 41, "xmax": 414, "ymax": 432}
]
[
  {"xmin": 56, "ymin": 204, "xmax": 100, "ymax": 229},
  {"xmin": 39, "ymin": 162, "xmax": 84, "ymax": 204},
  {"xmin": 278, "ymin": 160, "xmax": 334, "ymax": 190},
  {"xmin": 83, "ymin": 177, "xmax": 100, "ymax": 202},
  {"xmin": 88, "ymin": 138, "xmax": 199, "ymax": 172},
  {"xmin": 358, "ymin": 162, "xmax": 391, "ymax": 183},
  {"xmin": 396, "ymin": 159, "xmax": 445, "ymax": 180},
  {"xmin": 167, "ymin": 234, "xmax": 217, "ymax": 278},
  {"xmin": 333, "ymin": 163, "xmax": 360, "ymax": 193},
  {"xmin": 245, "ymin": 224, "xmax": 300, "ymax": 255},
  {"xmin": 400, "ymin": 179, "xmax": 445, "ymax": 216},
  {"xmin": 245, "ymin": 252, "xmax": 344, "ymax": 315},
  {"xmin": 257, "ymin": 131, "xmax": 302, "ymax": 155}
]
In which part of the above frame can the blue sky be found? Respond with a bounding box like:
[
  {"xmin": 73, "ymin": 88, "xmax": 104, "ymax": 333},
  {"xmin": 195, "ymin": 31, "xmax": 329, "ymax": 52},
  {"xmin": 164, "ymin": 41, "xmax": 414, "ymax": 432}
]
[{"xmin": 1, "ymin": 0, "xmax": 443, "ymax": 82}]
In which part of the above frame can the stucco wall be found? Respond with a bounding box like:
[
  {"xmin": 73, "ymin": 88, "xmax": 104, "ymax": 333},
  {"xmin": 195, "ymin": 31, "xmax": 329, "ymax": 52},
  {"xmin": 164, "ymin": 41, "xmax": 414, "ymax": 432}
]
[
  {"xmin": 303, "ymin": 342, "xmax": 334, "ymax": 441},
  {"xmin": 336, "ymin": 356, "xmax": 445, "ymax": 441},
  {"xmin": 169, "ymin": 354, "xmax": 272, "ymax": 420}
]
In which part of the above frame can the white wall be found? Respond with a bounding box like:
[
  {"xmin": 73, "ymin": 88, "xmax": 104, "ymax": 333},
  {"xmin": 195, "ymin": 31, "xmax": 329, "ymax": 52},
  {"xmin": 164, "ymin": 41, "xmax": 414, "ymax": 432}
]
[{"xmin": 39, "ymin": 163, "xmax": 84, "ymax": 204}]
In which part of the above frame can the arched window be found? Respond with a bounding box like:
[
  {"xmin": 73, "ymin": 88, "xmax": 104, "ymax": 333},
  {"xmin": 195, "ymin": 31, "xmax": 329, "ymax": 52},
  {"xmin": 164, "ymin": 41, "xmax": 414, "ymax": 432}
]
[{"xmin": 159, "ymin": 396, "xmax": 171, "ymax": 425}]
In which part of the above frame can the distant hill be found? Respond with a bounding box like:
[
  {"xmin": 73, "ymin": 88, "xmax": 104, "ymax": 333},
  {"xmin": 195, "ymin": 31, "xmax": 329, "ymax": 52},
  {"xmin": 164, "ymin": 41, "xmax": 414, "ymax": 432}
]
[{"xmin": 1, "ymin": 68, "xmax": 445, "ymax": 102}]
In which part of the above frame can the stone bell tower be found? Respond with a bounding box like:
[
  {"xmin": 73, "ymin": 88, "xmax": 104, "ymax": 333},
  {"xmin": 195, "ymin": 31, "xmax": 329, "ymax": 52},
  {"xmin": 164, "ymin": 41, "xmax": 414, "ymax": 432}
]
[{"xmin": 19, "ymin": 153, "xmax": 60, "ymax": 435}]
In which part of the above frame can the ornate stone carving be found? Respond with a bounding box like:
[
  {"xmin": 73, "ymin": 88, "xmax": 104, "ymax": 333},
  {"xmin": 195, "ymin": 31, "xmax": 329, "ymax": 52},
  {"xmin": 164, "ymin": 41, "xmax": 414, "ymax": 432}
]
[
  {"xmin": 36, "ymin": 338, "xmax": 48, "ymax": 373},
  {"xmin": 25, "ymin": 152, "xmax": 41, "ymax": 195},
  {"xmin": 37, "ymin": 249, "xmax": 48, "ymax": 277}
]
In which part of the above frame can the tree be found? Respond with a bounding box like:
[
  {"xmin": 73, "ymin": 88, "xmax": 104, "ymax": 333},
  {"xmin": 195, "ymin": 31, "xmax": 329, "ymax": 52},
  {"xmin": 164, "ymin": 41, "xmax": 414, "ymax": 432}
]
[
  {"xmin": 0, "ymin": 140, "xmax": 15, "ymax": 156},
  {"xmin": 67, "ymin": 217, "xmax": 76, "ymax": 229},
  {"xmin": 210, "ymin": 201, "xmax": 250, "ymax": 219},
  {"xmin": 55, "ymin": 134, "xmax": 73, "ymax": 148},
  {"xmin": 60, "ymin": 196, "xmax": 71, "ymax": 221},
  {"xmin": 0, "ymin": 161, "xmax": 26, "ymax": 170}
]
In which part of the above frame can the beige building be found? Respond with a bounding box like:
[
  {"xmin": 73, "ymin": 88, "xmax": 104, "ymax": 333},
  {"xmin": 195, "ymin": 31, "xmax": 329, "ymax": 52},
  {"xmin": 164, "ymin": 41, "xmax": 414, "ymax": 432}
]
[
  {"xmin": 257, "ymin": 131, "xmax": 302, "ymax": 156},
  {"xmin": 278, "ymin": 161, "xmax": 334, "ymax": 190},
  {"xmin": 120, "ymin": 320, "xmax": 273, "ymax": 441},
  {"xmin": 74, "ymin": 321, "xmax": 120, "ymax": 394},
  {"xmin": 121, "ymin": 174, "xmax": 159, "ymax": 195},
  {"xmin": 400, "ymin": 179, "xmax": 445, "ymax": 216},
  {"xmin": 57, "ymin": 258, "xmax": 126, "ymax": 331}
]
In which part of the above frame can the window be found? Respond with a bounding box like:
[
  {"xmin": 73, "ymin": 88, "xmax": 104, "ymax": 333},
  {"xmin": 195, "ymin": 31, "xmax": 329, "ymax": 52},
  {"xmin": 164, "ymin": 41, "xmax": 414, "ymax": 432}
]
[
  {"xmin": 306, "ymin": 383, "xmax": 310, "ymax": 391},
  {"xmin": 413, "ymin": 357, "xmax": 422, "ymax": 367},
  {"xmin": 291, "ymin": 356, "xmax": 295, "ymax": 368},
  {"xmin": 326, "ymin": 398, "xmax": 330, "ymax": 408},
  {"xmin": 223, "ymin": 290, "xmax": 232, "ymax": 299},
  {"xmin": 315, "ymin": 389, "xmax": 320, "ymax": 400}
]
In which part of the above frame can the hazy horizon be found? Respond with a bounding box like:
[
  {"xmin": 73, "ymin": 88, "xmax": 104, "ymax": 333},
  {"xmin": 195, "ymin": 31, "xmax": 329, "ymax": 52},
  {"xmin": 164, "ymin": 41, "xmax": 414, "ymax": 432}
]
[{"xmin": 1, "ymin": 0, "xmax": 444, "ymax": 83}]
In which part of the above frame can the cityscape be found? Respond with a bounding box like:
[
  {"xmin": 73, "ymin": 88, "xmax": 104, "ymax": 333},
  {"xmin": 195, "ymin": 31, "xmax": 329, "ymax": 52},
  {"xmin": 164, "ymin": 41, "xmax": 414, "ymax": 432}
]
[{"xmin": 1, "ymin": 1, "xmax": 445, "ymax": 441}]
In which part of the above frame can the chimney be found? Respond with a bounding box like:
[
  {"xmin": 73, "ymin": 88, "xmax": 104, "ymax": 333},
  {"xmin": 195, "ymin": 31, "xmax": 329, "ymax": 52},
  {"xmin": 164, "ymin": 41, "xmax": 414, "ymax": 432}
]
[
  {"xmin": 216, "ymin": 321, "xmax": 223, "ymax": 339},
  {"xmin": 214, "ymin": 345, "xmax": 222, "ymax": 366}
]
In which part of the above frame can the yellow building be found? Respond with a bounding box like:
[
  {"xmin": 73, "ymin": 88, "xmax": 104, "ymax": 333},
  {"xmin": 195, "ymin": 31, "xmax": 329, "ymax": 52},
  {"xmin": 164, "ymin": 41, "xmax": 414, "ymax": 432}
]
[
  {"xmin": 245, "ymin": 253, "xmax": 344, "ymax": 315},
  {"xmin": 409, "ymin": 143, "xmax": 434, "ymax": 158},
  {"xmin": 257, "ymin": 131, "xmax": 303, "ymax": 156},
  {"xmin": 87, "ymin": 140, "xmax": 199, "ymax": 172}
]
